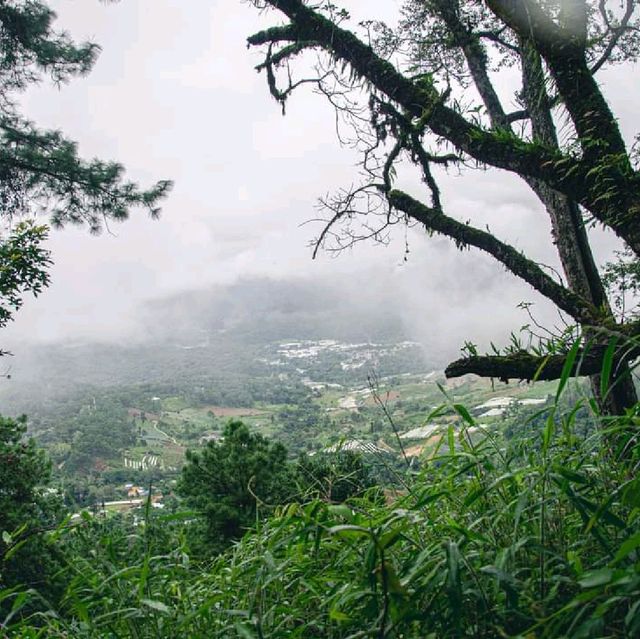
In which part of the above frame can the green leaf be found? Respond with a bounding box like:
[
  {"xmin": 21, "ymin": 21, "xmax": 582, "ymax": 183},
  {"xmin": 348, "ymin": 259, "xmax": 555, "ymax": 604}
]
[
  {"xmin": 543, "ymin": 410, "xmax": 556, "ymax": 454},
  {"xmin": 234, "ymin": 622, "xmax": 257, "ymax": 638},
  {"xmin": 613, "ymin": 531, "xmax": 640, "ymax": 564},
  {"xmin": 556, "ymin": 337, "xmax": 582, "ymax": 402},
  {"xmin": 379, "ymin": 525, "xmax": 405, "ymax": 550},
  {"xmin": 447, "ymin": 425, "xmax": 455, "ymax": 454},
  {"xmin": 329, "ymin": 608, "xmax": 350, "ymax": 622},
  {"xmin": 327, "ymin": 504, "xmax": 355, "ymax": 522},
  {"xmin": 622, "ymin": 479, "xmax": 640, "ymax": 508},
  {"xmin": 533, "ymin": 354, "xmax": 552, "ymax": 382},
  {"xmin": 553, "ymin": 466, "xmax": 589, "ymax": 484},
  {"xmin": 600, "ymin": 337, "xmax": 618, "ymax": 399},
  {"xmin": 567, "ymin": 550, "xmax": 584, "ymax": 576},
  {"xmin": 138, "ymin": 556, "xmax": 150, "ymax": 598},
  {"xmin": 141, "ymin": 599, "xmax": 170, "ymax": 614},
  {"xmin": 453, "ymin": 404, "xmax": 475, "ymax": 427},
  {"xmin": 578, "ymin": 568, "xmax": 614, "ymax": 588},
  {"xmin": 625, "ymin": 599, "xmax": 640, "ymax": 633},
  {"xmin": 381, "ymin": 560, "xmax": 408, "ymax": 595},
  {"xmin": 328, "ymin": 524, "xmax": 372, "ymax": 539},
  {"xmin": 3, "ymin": 538, "xmax": 27, "ymax": 561}
]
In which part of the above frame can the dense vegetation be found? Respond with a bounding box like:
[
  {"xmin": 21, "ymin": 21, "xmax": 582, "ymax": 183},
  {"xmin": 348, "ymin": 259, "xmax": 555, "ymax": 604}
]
[
  {"xmin": 1, "ymin": 380, "xmax": 640, "ymax": 637},
  {"xmin": 0, "ymin": 283, "xmax": 435, "ymax": 508}
]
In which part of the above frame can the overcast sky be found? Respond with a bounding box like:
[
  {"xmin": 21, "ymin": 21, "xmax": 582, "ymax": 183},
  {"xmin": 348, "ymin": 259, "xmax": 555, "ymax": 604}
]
[{"xmin": 3, "ymin": 0, "xmax": 638, "ymax": 358}]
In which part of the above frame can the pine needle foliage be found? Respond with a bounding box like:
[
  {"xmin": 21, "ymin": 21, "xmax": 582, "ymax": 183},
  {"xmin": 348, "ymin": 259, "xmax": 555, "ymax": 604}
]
[{"xmin": 0, "ymin": 1, "xmax": 172, "ymax": 340}]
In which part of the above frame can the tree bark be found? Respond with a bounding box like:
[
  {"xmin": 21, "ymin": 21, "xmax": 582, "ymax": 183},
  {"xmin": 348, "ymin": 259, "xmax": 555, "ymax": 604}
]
[
  {"xmin": 434, "ymin": 3, "xmax": 638, "ymax": 414},
  {"xmin": 444, "ymin": 348, "xmax": 622, "ymax": 381},
  {"xmin": 518, "ymin": 36, "xmax": 638, "ymax": 414},
  {"xmin": 248, "ymin": 0, "xmax": 640, "ymax": 416},
  {"xmin": 248, "ymin": 4, "xmax": 640, "ymax": 250}
]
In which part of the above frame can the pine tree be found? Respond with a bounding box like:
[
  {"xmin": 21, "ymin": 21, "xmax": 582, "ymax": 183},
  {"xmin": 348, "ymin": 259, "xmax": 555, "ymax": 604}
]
[{"xmin": 0, "ymin": 1, "xmax": 171, "ymax": 338}]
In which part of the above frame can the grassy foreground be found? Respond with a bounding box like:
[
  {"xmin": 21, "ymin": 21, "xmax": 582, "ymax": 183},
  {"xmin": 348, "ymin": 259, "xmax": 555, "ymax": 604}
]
[{"xmin": 2, "ymin": 395, "xmax": 640, "ymax": 638}]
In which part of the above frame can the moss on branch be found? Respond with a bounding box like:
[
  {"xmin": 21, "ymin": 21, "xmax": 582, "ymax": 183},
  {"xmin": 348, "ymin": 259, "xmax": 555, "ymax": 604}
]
[
  {"xmin": 445, "ymin": 349, "xmax": 607, "ymax": 382},
  {"xmin": 387, "ymin": 189, "xmax": 596, "ymax": 323}
]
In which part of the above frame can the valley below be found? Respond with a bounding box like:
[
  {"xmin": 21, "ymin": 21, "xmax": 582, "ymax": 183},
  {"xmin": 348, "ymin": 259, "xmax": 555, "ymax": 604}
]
[{"xmin": 0, "ymin": 328, "xmax": 558, "ymax": 512}]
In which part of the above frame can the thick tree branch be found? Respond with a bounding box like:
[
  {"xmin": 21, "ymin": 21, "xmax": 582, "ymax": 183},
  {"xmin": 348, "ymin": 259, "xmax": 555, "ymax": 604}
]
[
  {"xmin": 485, "ymin": 0, "xmax": 582, "ymax": 53},
  {"xmin": 248, "ymin": 5, "xmax": 573, "ymax": 187},
  {"xmin": 445, "ymin": 338, "xmax": 640, "ymax": 382},
  {"xmin": 247, "ymin": 24, "xmax": 300, "ymax": 46},
  {"xmin": 445, "ymin": 349, "xmax": 603, "ymax": 381},
  {"xmin": 506, "ymin": 108, "xmax": 528, "ymax": 123},
  {"xmin": 446, "ymin": 318, "xmax": 640, "ymax": 381},
  {"xmin": 431, "ymin": 0, "xmax": 510, "ymax": 129},
  {"xmin": 486, "ymin": 0, "xmax": 628, "ymax": 159},
  {"xmin": 387, "ymin": 189, "xmax": 596, "ymax": 323},
  {"xmin": 518, "ymin": 35, "xmax": 609, "ymax": 309},
  {"xmin": 250, "ymin": 0, "xmax": 640, "ymax": 257},
  {"xmin": 486, "ymin": 1, "xmax": 640, "ymax": 255}
]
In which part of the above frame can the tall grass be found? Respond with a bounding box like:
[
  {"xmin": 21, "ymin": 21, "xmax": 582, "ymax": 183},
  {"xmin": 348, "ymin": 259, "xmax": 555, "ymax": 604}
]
[{"xmin": 3, "ymin": 387, "xmax": 640, "ymax": 637}]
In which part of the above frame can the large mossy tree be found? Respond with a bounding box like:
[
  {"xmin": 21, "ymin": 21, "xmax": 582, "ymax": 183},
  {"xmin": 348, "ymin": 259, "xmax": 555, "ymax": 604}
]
[{"xmin": 245, "ymin": 0, "xmax": 640, "ymax": 418}]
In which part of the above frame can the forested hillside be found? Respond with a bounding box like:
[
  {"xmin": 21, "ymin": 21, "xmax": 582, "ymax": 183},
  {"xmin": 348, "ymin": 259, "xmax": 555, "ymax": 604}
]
[{"xmin": 0, "ymin": 277, "xmax": 432, "ymax": 396}]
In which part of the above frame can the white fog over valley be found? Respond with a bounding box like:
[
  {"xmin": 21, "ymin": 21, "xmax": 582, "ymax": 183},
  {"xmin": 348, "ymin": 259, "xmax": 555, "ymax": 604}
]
[{"xmin": 0, "ymin": 0, "xmax": 635, "ymax": 403}]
